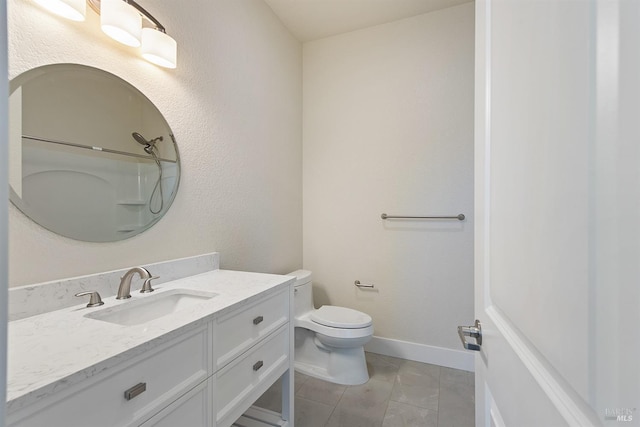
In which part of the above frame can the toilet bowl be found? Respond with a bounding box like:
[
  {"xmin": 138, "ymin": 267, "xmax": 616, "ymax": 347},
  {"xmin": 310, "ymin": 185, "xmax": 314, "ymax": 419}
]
[{"xmin": 288, "ymin": 270, "xmax": 373, "ymax": 385}]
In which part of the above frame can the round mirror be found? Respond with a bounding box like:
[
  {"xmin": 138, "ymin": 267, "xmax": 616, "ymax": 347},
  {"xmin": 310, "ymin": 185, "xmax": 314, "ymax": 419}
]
[{"xmin": 8, "ymin": 64, "xmax": 180, "ymax": 242}]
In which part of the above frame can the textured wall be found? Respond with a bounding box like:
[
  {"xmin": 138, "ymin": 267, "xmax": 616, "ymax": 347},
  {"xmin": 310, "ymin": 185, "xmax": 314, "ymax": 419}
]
[
  {"xmin": 303, "ymin": 3, "xmax": 474, "ymax": 351},
  {"xmin": 8, "ymin": 0, "xmax": 302, "ymax": 286}
]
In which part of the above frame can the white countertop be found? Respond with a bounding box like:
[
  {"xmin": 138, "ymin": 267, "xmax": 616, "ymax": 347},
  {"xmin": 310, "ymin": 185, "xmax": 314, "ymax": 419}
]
[{"xmin": 7, "ymin": 269, "xmax": 294, "ymax": 413}]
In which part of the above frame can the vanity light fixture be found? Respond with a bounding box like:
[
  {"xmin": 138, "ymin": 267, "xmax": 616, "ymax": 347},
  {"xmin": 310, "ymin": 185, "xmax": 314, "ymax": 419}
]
[
  {"xmin": 100, "ymin": 0, "xmax": 141, "ymax": 47},
  {"xmin": 141, "ymin": 27, "xmax": 177, "ymax": 69},
  {"xmin": 91, "ymin": 0, "xmax": 177, "ymax": 68},
  {"xmin": 35, "ymin": 0, "xmax": 177, "ymax": 69},
  {"xmin": 33, "ymin": 0, "xmax": 86, "ymax": 21}
]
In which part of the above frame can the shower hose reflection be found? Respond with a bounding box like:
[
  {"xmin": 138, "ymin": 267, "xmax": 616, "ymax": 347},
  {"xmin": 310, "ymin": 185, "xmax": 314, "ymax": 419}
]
[{"xmin": 132, "ymin": 132, "xmax": 164, "ymax": 214}]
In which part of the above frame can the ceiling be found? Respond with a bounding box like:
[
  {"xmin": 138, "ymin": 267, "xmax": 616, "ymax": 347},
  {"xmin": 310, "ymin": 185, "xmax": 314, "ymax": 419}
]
[{"xmin": 264, "ymin": 0, "xmax": 472, "ymax": 42}]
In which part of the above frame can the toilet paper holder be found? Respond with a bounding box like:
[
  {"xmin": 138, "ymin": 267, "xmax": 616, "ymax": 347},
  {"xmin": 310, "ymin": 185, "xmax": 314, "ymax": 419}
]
[{"xmin": 354, "ymin": 280, "xmax": 375, "ymax": 289}]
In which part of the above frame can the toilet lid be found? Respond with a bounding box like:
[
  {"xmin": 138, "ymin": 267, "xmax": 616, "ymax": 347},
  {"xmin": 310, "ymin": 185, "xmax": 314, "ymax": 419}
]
[{"xmin": 311, "ymin": 306, "xmax": 372, "ymax": 329}]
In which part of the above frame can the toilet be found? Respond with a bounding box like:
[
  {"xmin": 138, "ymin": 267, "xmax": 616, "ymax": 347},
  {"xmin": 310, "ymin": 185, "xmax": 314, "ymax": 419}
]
[{"xmin": 288, "ymin": 270, "xmax": 373, "ymax": 385}]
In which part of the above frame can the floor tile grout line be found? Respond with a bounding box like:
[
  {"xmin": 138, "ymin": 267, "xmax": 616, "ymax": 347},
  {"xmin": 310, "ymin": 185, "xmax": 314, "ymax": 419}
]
[
  {"xmin": 387, "ymin": 398, "xmax": 441, "ymax": 413},
  {"xmin": 377, "ymin": 401, "xmax": 388, "ymax": 427},
  {"xmin": 322, "ymin": 383, "xmax": 347, "ymax": 427},
  {"xmin": 379, "ymin": 372, "xmax": 399, "ymax": 427},
  {"xmin": 323, "ymin": 398, "xmax": 338, "ymax": 427}
]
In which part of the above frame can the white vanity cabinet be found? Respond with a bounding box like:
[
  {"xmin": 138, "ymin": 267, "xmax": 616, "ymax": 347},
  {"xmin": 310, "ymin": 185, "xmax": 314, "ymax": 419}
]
[{"xmin": 7, "ymin": 284, "xmax": 294, "ymax": 427}]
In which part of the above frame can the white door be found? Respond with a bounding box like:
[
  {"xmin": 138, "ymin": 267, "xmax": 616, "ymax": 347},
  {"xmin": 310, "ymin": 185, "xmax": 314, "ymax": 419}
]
[{"xmin": 470, "ymin": 0, "xmax": 640, "ymax": 426}]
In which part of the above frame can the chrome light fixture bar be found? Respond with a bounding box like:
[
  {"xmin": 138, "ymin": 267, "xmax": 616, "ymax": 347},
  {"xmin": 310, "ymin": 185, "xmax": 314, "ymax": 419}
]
[{"xmin": 34, "ymin": 0, "xmax": 177, "ymax": 69}]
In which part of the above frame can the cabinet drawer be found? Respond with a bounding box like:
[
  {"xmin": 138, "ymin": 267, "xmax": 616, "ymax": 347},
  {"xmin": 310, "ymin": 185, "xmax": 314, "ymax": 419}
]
[
  {"xmin": 214, "ymin": 289, "xmax": 289, "ymax": 369},
  {"xmin": 215, "ymin": 324, "xmax": 289, "ymax": 427},
  {"xmin": 140, "ymin": 378, "xmax": 212, "ymax": 427},
  {"xmin": 10, "ymin": 325, "xmax": 209, "ymax": 427}
]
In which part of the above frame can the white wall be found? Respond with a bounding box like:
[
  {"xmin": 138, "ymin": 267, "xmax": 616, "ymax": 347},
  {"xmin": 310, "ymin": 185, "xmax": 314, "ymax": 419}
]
[
  {"xmin": 303, "ymin": 3, "xmax": 474, "ymax": 356},
  {"xmin": 8, "ymin": 0, "xmax": 302, "ymax": 286}
]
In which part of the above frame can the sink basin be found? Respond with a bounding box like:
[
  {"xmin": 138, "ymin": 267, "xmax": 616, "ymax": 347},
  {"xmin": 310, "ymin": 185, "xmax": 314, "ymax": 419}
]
[{"xmin": 85, "ymin": 289, "xmax": 217, "ymax": 326}]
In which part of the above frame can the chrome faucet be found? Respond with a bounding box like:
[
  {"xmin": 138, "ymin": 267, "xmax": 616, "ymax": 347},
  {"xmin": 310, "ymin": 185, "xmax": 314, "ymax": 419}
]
[{"xmin": 117, "ymin": 267, "xmax": 152, "ymax": 299}]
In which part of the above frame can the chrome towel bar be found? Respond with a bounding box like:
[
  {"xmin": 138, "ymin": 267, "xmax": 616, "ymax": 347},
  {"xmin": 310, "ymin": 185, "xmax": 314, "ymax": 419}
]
[{"xmin": 381, "ymin": 213, "xmax": 465, "ymax": 221}]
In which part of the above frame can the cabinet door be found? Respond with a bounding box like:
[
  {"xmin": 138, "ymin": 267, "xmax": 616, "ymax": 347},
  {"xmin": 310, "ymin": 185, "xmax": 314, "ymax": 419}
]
[{"xmin": 140, "ymin": 378, "xmax": 212, "ymax": 427}]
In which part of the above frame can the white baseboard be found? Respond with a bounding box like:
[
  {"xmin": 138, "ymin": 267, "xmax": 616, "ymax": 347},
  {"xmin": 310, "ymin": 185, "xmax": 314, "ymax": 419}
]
[{"xmin": 365, "ymin": 336, "xmax": 474, "ymax": 372}]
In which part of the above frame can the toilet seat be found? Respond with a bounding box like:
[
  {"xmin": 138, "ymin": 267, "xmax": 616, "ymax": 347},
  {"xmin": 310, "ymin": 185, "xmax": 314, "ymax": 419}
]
[{"xmin": 311, "ymin": 306, "xmax": 372, "ymax": 329}]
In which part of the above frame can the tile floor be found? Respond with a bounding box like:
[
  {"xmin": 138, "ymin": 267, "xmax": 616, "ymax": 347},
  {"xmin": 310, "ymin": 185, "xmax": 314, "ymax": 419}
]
[{"xmin": 254, "ymin": 352, "xmax": 475, "ymax": 427}]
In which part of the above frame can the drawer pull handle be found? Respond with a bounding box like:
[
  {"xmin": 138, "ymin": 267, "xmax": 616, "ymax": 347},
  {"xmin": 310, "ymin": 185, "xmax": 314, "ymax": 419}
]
[
  {"xmin": 124, "ymin": 382, "xmax": 146, "ymax": 401},
  {"xmin": 253, "ymin": 316, "xmax": 264, "ymax": 325},
  {"xmin": 253, "ymin": 360, "xmax": 264, "ymax": 371}
]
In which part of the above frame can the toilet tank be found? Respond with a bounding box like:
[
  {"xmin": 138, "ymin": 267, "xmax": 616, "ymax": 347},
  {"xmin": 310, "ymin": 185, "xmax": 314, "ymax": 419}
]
[
  {"xmin": 288, "ymin": 269, "xmax": 312, "ymax": 287},
  {"xmin": 287, "ymin": 270, "xmax": 314, "ymax": 316}
]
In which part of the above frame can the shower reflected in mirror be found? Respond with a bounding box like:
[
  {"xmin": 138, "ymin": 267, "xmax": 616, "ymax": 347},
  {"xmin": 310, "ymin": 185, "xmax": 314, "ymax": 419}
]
[
  {"xmin": 8, "ymin": 64, "xmax": 181, "ymax": 242},
  {"xmin": 131, "ymin": 132, "xmax": 164, "ymax": 214}
]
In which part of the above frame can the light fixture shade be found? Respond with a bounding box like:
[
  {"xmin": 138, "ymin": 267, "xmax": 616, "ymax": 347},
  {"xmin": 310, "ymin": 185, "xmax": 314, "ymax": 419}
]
[
  {"xmin": 34, "ymin": 0, "xmax": 86, "ymax": 21},
  {"xmin": 101, "ymin": 0, "xmax": 141, "ymax": 47},
  {"xmin": 141, "ymin": 28, "xmax": 177, "ymax": 69}
]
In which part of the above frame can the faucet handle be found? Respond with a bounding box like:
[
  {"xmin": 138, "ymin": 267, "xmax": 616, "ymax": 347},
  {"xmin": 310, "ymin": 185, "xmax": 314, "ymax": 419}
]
[
  {"xmin": 75, "ymin": 291, "xmax": 104, "ymax": 308},
  {"xmin": 141, "ymin": 276, "xmax": 160, "ymax": 294}
]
